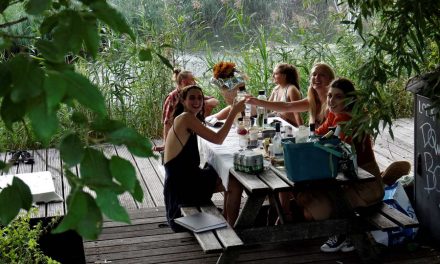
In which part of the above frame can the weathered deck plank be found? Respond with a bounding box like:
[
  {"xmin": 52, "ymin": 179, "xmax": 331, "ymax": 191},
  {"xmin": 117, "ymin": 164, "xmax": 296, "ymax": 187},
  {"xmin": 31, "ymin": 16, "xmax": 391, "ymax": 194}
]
[
  {"xmin": 115, "ymin": 145, "xmax": 156, "ymax": 208},
  {"xmin": 2, "ymin": 118, "xmax": 433, "ymax": 263}
]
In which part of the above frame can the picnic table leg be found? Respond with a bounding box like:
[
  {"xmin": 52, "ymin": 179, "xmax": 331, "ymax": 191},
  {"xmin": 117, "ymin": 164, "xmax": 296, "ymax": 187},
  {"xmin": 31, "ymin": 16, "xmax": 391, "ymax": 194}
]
[
  {"xmin": 350, "ymin": 231, "xmax": 381, "ymax": 263},
  {"xmin": 217, "ymin": 248, "xmax": 240, "ymax": 264},
  {"xmin": 269, "ymin": 192, "xmax": 286, "ymax": 225},
  {"xmin": 234, "ymin": 193, "xmax": 266, "ymax": 229}
]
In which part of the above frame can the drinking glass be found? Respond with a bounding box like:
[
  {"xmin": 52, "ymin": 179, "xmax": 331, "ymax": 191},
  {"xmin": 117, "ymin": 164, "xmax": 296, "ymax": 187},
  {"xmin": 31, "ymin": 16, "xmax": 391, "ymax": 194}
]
[{"xmin": 239, "ymin": 134, "xmax": 249, "ymax": 151}]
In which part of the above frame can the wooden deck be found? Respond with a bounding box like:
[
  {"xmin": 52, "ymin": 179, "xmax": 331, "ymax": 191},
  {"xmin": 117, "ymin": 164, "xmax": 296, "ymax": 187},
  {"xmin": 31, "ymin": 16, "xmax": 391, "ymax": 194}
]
[{"xmin": 4, "ymin": 118, "xmax": 439, "ymax": 263}]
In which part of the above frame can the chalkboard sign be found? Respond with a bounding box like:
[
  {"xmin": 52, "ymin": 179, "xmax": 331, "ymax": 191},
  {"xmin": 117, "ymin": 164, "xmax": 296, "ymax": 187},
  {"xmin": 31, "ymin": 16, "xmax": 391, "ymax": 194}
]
[{"xmin": 415, "ymin": 95, "xmax": 440, "ymax": 240}]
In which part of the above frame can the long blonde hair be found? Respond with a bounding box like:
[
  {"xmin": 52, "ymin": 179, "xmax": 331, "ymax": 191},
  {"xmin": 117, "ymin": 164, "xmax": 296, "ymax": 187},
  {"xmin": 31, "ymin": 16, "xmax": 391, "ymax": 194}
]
[{"xmin": 307, "ymin": 63, "xmax": 335, "ymax": 125}]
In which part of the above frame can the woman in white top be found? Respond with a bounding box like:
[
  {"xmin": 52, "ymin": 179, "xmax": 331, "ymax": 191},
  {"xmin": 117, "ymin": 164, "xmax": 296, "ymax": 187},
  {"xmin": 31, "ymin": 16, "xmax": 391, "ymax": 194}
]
[{"xmin": 268, "ymin": 63, "xmax": 303, "ymax": 127}]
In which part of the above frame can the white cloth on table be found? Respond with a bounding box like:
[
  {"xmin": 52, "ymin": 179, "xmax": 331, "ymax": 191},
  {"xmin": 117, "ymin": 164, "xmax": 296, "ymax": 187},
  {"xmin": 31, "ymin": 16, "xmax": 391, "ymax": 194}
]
[{"xmin": 198, "ymin": 117, "xmax": 295, "ymax": 190}]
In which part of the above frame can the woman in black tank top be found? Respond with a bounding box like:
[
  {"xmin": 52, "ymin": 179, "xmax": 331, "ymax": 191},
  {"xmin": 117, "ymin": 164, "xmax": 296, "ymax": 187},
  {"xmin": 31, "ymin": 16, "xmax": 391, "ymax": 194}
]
[{"xmin": 163, "ymin": 85, "xmax": 245, "ymax": 231}]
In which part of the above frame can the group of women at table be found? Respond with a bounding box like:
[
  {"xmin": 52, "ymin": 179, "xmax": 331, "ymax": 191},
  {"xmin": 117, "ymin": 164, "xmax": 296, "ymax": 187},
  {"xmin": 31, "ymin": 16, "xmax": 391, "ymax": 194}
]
[{"xmin": 160, "ymin": 62, "xmax": 384, "ymax": 253}]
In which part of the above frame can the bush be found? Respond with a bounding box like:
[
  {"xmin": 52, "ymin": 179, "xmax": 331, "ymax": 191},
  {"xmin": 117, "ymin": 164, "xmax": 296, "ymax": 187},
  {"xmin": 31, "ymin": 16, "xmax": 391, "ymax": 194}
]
[{"xmin": 0, "ymin": 210, "xmax": 60, "ymax": 264}]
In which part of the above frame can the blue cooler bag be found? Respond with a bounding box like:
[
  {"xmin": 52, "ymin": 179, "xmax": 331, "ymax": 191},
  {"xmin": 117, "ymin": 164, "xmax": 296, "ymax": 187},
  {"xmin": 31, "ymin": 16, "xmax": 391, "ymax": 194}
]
[{"xmin": 282, "ymin": 138, "xmax": 342, "ymax": 182}]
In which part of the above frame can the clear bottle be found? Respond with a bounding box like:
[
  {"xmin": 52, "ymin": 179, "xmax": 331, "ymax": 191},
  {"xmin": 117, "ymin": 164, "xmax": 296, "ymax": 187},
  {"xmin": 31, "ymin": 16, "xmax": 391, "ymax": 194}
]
[
  {"xmin": 256, "ymin": 90, "xmax": 267, "ymax": 128},
  {"xmin": 272, "ymin": 122, "xmax": 283, "ymax": 157},
  {"xmin": 307, "ymin": 123, "xmax": 318, "ymax": 142},
  {"xmin": 296, "ymin": 125, "xmax": 308, "ymax": 143}
]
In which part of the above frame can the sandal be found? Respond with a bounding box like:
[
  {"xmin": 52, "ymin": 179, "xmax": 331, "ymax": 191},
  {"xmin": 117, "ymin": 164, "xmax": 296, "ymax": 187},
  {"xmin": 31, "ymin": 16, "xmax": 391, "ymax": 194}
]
[
  {"xmin": 21, "ymin": 150, "xmax": 34, "ymax": 164},
  {"xmin": 8, "ymin": 151, "xmax": 22, "ymax": 165}
]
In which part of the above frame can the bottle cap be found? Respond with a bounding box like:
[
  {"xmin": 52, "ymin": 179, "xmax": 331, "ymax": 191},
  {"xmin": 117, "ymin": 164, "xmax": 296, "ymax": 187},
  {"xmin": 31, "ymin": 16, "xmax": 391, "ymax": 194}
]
[
  {"xmin": 309, "ymin": 123, "xmax": 315, "ymax": 132},
  {"xmin": 275, "ymin": 122, "xmax": 281, "ymax": 132},
  {"xmin": 258, "ymin": 90, "xmax": 265, "ymax": 95}
]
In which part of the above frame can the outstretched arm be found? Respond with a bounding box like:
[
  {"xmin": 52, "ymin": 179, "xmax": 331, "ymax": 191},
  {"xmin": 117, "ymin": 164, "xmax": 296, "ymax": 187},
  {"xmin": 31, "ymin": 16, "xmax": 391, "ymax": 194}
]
[
  {"xmin": 186, "ymin": 100, "xmax": 245, "ymax": 144},
  {"xmin": 247, "ymin": 96, "xmax": 310, "ymax": 113}
]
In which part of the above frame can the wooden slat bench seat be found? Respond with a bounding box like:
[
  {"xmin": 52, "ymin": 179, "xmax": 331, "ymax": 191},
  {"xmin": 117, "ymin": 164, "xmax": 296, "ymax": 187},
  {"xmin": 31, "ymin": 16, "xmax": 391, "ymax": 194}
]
[
  {"xmin": 361, "ymin": 202, "xmax": 419, "ymax": 231},
  {"xmin": 180, "ymin": 205, "xmax": 243, "ymax": 264}
]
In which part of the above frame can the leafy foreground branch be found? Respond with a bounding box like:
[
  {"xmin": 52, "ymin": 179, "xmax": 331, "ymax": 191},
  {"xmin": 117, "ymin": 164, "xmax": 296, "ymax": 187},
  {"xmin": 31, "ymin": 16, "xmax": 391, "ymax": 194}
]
[
  {"xmin": 341, "ymin": 0, "xmax": 440, "ymax": 137},
  {"xmin": 0, "ymin": 0, "xmax": 157, "ymax": 239}
]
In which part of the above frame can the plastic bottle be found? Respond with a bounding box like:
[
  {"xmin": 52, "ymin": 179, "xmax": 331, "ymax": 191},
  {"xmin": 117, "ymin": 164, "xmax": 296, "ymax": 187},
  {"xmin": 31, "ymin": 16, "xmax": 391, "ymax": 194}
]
[
  {"xmin": 296, "ymin": 125, "xmax": 308, "ymax": 143},
  {"xmin": 256, "ymin": 90, "xmax": 267, "ymax": 128},
  {"xmin": 272, "ymin": 122, "xmax": 283, "ymax": 157},
  {"xmin": 307, "ymin": 123, "xmax": 318, "ymax": 142}
]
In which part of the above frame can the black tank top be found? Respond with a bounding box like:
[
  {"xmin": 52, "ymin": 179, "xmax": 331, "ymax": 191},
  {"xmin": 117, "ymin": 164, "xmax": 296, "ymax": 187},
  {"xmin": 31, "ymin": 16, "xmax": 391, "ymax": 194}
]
[{"xmin": 163, "ymin": 126, "xmax": 217, "ymax": 232}]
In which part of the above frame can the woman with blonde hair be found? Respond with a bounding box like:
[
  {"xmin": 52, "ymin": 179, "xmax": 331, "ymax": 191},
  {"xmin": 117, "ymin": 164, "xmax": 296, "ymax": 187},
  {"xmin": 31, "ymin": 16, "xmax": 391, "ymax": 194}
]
[{"xmin": 247, "ymin": 62, "xmax": 335, "ymax": 127}]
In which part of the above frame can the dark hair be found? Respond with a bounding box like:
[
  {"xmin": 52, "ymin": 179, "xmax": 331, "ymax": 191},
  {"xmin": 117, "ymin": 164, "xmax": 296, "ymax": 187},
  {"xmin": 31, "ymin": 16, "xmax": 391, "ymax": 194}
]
[
  {"xmin": 330, "ymin": 78, "xmax": 357, "ymax": 111},
  {"xmin": 173, "ymin": 85, "xmax": 205, "ymax": 123},
  {"xmin": 276, "ymin": 63, "xmax": 300, "ymax": 91}
]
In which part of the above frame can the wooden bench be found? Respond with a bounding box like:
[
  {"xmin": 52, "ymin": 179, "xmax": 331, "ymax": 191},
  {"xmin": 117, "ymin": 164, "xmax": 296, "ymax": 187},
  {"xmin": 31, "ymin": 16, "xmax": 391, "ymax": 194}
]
[
  {"xmin": 230, "ymin": 167, "xmax": 420, "ymax": 263},
  {"xmin": 180, "ymin": 204, "xmax": 244, "ymax": 264}
]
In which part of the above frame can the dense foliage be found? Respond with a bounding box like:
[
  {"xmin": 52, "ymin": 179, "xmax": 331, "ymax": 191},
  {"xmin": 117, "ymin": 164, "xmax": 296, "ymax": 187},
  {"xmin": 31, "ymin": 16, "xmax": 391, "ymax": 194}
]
[
  {"xmin": 0, "ymin": 0, "xmax": 156, "ymax": 240},
  {"xmin": 0, "ymin": 211, "xmax": 60, "ymax": 263}
]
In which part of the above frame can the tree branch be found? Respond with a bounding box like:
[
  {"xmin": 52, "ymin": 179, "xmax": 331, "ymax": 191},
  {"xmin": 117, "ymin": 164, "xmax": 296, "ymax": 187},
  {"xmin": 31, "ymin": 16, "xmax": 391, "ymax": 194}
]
[{"xmin": 0, "ymin": 17, "xmax": 28, "ymax": 29}]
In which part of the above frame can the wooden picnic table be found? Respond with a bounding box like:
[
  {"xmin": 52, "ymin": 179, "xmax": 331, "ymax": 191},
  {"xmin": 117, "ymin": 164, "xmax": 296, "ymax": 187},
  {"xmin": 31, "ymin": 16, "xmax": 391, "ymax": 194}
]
[{"xmin": 199, "ymin": 118, "xmax": 418, "ymax": 263}]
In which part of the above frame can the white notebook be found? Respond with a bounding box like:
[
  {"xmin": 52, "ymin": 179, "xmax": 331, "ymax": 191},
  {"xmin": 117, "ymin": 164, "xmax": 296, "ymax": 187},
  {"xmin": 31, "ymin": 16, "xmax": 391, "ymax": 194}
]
[{"xmin": 174, "ymin": 212, "xmax": 227, "ymax": 233}]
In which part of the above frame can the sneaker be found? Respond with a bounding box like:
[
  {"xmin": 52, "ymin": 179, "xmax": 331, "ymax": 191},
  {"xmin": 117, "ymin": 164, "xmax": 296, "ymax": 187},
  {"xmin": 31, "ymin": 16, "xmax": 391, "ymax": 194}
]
[
  {"xmin": 340, "ymin": 238, "xmax": 355, "ymax": 252},
  {"xmin": 320, "ymin": 235, "xmax": 347, "ymax": 252}
]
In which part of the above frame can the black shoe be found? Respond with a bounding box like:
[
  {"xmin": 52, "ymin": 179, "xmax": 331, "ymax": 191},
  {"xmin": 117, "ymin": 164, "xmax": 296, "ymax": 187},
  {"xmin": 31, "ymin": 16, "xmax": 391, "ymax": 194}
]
[
  {"xmin": 8, "ymin": 151, "xmax": 22, "ymax": 165},
  {"xmin": 21, "ymin": 151, "xmax": 34, "ymax": 164}
]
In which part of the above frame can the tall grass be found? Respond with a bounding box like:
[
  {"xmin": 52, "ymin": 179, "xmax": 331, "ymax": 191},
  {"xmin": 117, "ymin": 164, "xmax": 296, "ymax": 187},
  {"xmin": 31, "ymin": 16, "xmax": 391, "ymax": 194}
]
[{"xmin": 0, "ymin": 0, "xmax": 413, "ymax": 150}]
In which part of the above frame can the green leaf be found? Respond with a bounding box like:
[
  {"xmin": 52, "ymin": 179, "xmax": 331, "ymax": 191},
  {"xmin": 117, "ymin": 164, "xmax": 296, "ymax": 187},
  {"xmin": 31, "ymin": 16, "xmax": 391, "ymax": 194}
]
[
  {"xmin": 0, "ymin": 186, "xmax": 21, "ymax": 225},
  {"xmin": 53, "ymin": 190, "xmax": 103, "ymax": 240},
  {"xmin": 138, "ymin": 48, "xmax": 153, "ymax": 61},
  {"xmin": 82, "ymin": 16, "xmax": 100, "ymax": 58},
  {"xmin": 0, "ymin": 62, "xmax": 12, "ymax": 97},
  {"xmin": 0, "ymin": 36, "xmax": 11, "ymax": 50},
  {"xmin": 43, "ymin": 71, "xmax": 67, "ymax": 110},
  {"xmin": 96, "ymin": 189, "xmax": 130, "ymax": 223},
  {"xmin": 25, "ymin": 0, "xmax": 52, "ymax": 15},
  {"xmin": 132, "ymin": 181, "xmax": 143, "ymax": 202},
  {"xmin": 0, "ymin": 177, "xmax": 32, "ymax": 225},
  {"xmin": 70, "ymin": 111, "xmax": 88, "ymax": 125},
  {"xmin": 40, "ymin": 13, "xmax": 60, "ymax": 35},
  {"xmin": 28, "ymin": 98, "xmax": 59, "ymax": 145},
  {"xmin": 36, "ymin": 39, "xmax": 65, "ymax": 63},
  {"xmin": 60, "ymin": 133, "xmax": 85, "ymax": 167},
  {"xmin": 63, "ymin": 70, "xmax": 106, "ymax": 116},
  {"xmin": 155, "ymin": 52, "xmax": 173, "ymax": 70},
  {"xmin": 80, "ymin": 148, "xmax": 113, "ymax": 187},
  {"xmin": 13, "ymin": 177, "xmax": 33, "ymax": 210},
  {"xmin": 9, "ymin": 54, "xmax": 44, "ymax": 102},
  {"xmin": 91, "ymin": 118, "xmax": 124, "ymax": 132},
  {"xmin": 0, "ymin": 161, "xmax": 8, "ymax": 171},
  {"xmin": 108, "ymin": 127, "xmax": 153, "ymax": 157},
  {"xmin": 0, "ymin": 0, "xmax": 10, "ymax": 13},
  {"xmin": 109, "ymin": 156, "xmax": 137, "ymax": 192},
  {"xmin": 0, "ymin": 96, "xmax": 26, "ymax": 129},
  {"xmin": 52, "ymin": 11, "xmax": 82, "ymax": 54},
  {"xmin": 89, "ymin": 1, "xmax": 135, "ymax": 41}
]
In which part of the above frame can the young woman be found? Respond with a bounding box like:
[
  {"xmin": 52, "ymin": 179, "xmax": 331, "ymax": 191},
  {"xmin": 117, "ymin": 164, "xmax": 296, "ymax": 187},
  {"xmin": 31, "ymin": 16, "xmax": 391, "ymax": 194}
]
[
  {"xmin": 163, "ymin": 85, "xmax": 244, "ymax": 231},
  {"xmin": 296, "ymin": 78, "xmax": 384, "ymax": 252},
  {"xmin": 247, "ymin": 63, "xmax": 335, "ymax": 225},
  {"xmin": 247, "ymin": 62, "xmax": 335, "ymax": 127},
  {"xmin": 268, "ymin": 63, "xmax": 303, "ymax": 127},
  {"xmin": 153, "ymin": 69, "xmax": 219, "ymax": 152}
]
